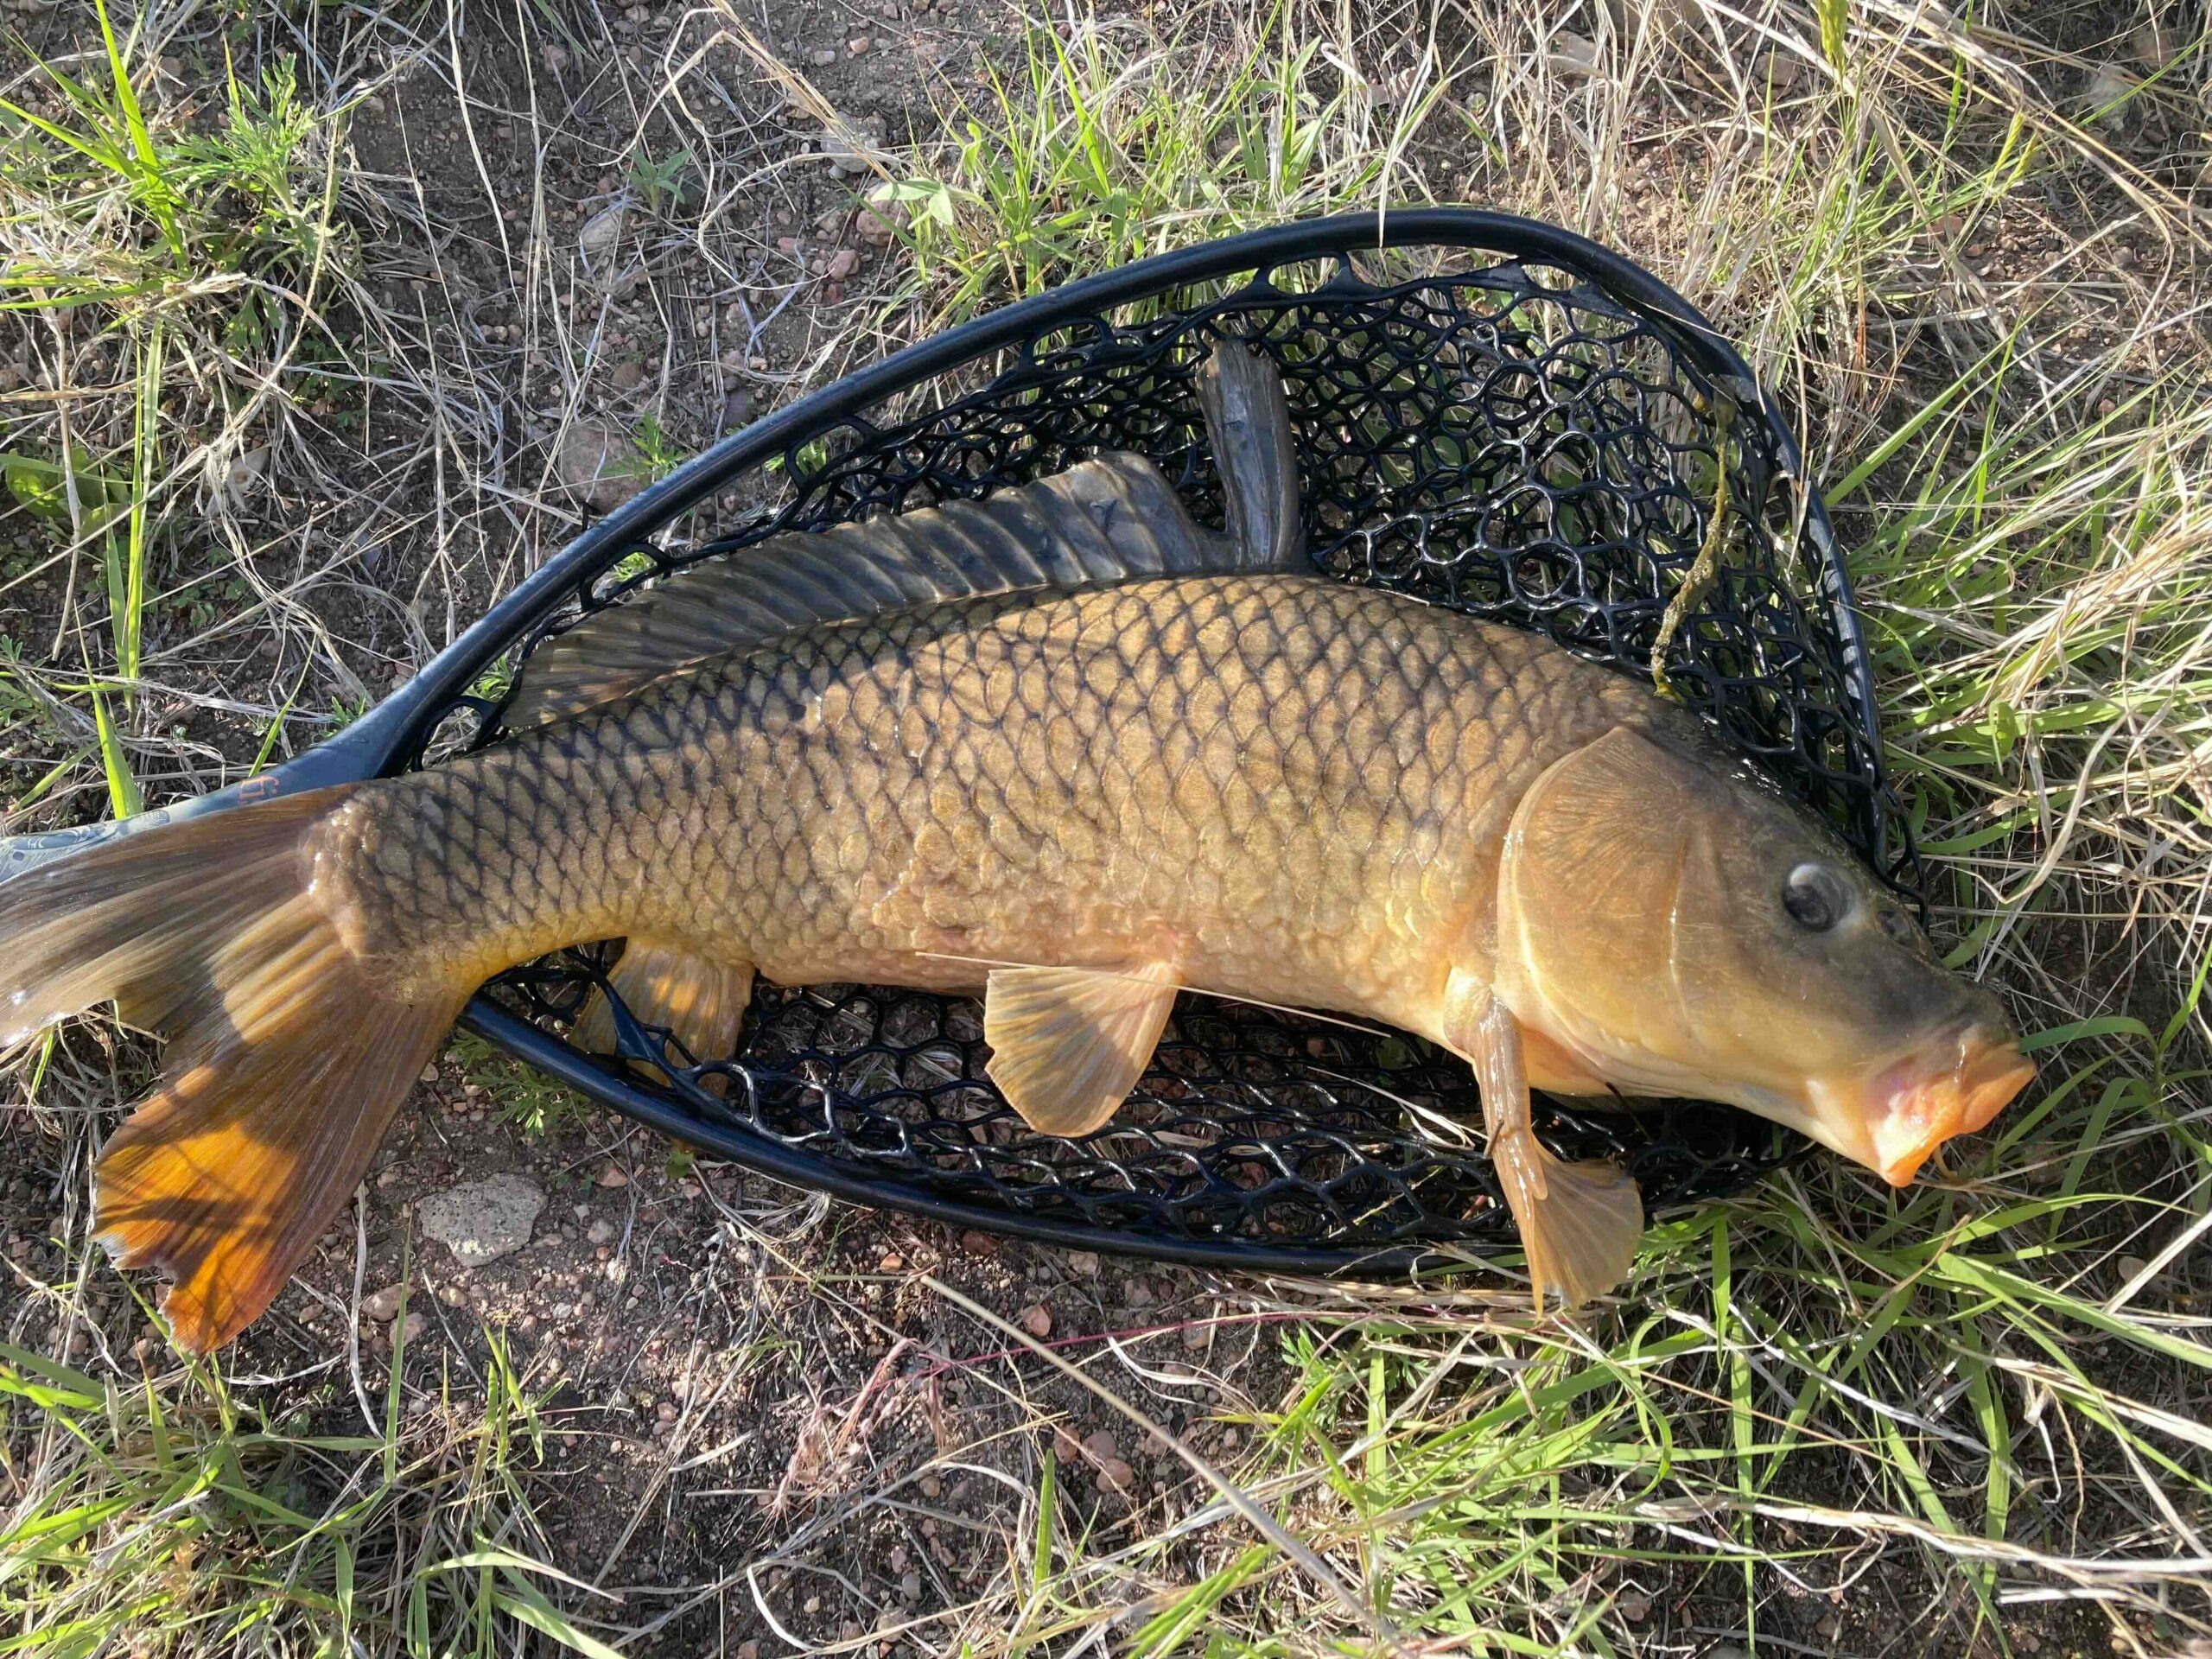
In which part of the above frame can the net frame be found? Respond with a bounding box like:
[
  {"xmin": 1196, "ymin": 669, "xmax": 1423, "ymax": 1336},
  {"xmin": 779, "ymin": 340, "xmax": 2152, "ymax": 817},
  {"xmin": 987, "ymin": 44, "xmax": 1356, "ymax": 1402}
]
[{"xmin": 272, "ymin": 213, "xmax": 1922, "ymax": 1273}]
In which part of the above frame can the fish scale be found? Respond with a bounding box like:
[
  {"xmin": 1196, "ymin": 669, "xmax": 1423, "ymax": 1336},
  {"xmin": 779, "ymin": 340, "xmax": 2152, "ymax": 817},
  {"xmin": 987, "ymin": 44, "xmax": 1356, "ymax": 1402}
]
[{"xmin": 317, "ymin": 573, "xmax": 1664, "ymax": 1031}]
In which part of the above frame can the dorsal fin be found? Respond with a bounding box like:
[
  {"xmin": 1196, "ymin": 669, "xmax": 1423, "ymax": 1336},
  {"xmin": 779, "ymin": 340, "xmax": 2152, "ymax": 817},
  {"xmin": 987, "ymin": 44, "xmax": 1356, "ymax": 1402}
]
[
  {"xmin": 505, "ymin": 450, "xmax": 1287, "ymax": 728},
  {"xmin": 503, "ymin": 342, "xmax": 1306, "ymax": 729}
]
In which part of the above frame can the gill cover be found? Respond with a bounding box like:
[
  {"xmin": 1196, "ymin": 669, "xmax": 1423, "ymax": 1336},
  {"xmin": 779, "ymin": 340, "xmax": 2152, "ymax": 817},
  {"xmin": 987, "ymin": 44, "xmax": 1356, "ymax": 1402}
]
[{"xmin": 1493, "ymin": 723, "xmax": 2033, "ymax": 1181}]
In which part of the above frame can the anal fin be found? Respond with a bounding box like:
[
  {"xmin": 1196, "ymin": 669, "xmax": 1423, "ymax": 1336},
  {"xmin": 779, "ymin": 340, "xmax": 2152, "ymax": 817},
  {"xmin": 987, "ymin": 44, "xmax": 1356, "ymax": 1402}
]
[
  {"xmin": 983, "ymin": 961, "xmax": 1179, "ymax": 1137},
  {"xmin": 575, "ymin": 940, "xmax": 753, "ymax": 1091}
]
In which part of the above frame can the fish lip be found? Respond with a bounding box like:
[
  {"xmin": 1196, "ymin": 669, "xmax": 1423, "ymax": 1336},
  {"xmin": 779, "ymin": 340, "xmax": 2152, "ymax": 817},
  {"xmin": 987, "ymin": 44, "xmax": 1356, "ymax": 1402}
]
[{"xmin": 1859, "ymin": 1027, "xmax": 2036, "ymax": 1186}]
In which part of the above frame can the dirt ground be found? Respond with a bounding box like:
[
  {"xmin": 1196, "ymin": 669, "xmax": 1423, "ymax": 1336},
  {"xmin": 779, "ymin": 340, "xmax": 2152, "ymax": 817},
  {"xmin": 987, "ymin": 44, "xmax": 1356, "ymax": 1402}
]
[{"xmin": 3, "ymin": 0, "xmax": 2205, "ymax": 1655}]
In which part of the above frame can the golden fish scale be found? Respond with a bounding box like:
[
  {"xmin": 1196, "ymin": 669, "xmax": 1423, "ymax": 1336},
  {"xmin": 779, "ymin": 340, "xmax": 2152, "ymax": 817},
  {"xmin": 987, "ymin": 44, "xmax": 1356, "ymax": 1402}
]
[{"xmin": 317, "ymin": 575, "xmax": 1672, "ymax": 1035}]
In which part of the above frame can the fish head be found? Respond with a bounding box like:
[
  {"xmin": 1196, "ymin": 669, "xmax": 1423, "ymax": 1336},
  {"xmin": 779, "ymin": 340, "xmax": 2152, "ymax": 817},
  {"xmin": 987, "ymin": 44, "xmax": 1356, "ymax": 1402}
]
[{"xmin": 1493, "ymin": 724, "xmax": 2032, "ymax": 1185}]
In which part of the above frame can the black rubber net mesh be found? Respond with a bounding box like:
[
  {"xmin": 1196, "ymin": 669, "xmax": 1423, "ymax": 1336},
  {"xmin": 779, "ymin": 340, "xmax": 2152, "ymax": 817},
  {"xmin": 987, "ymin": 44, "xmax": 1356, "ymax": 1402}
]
[{"xmin": 410, "ymin": 249, "xmax": 1903, "ymax": 1270}]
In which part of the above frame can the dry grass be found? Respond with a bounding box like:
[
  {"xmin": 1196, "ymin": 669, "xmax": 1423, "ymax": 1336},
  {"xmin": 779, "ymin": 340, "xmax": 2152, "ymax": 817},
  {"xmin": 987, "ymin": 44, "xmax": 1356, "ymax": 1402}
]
[{"xmin": 3, "ymin": 0, "xmax": 2209, "ymax": 1655}]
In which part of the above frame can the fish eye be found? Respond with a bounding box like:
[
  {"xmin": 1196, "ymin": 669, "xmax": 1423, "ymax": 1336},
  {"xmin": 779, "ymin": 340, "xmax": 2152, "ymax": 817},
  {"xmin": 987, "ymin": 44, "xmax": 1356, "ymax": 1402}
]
[{"xmin": 1783, "ymin": 862, "xmax": 1851, "ymax": 932}]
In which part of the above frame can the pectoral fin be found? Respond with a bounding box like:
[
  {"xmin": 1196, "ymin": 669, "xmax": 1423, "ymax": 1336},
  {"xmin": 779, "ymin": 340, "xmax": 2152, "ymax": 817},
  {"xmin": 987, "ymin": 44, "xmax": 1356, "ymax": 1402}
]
[
  {"xmin": 1452, "ymin": 976, "xmax": 1643, "ymax": 1309},
  {"xmin": 983, "ymin": 961, "xmax": 1179, "ymax": 1136},
  {"xmin": 575, "ymin": 940, "xmax": 753, "ymax": 1089}
]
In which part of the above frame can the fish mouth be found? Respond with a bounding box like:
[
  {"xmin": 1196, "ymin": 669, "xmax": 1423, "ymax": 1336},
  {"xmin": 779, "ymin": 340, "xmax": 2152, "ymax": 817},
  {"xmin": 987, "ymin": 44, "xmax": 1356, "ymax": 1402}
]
[{"xmin": 1832, "ymin": 1028, "xmax": 2036, "ymax": 1185}]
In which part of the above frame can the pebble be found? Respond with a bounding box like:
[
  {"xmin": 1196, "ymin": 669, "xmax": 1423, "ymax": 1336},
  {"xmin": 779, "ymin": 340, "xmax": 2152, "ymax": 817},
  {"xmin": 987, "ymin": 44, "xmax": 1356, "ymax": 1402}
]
[
  {"xmin": 2117, "ymin": 1254, "xmax": 2150, "ymax": 1285},
  {"xmin": 397, "ymin": 1311, "xmax": 425, "ymax": 1343},
  {"xmin": 918, "ymin": 1473, "xmax": 942, "ymax": 1498},
  {"xmin": 420, "ymin": 1065, "xmax": 441, "ymax": 1084},
  {"xmin": 879, "ymin": 1251, "xmax": 906, "ymax": 1271},
  {"xmin": 417, "ymin": 1173, "xmax": 545, "ymax": 1266},
  {"xmin": 1066, "ymin": 1250, "xmax": 1099, "ymax": 1274},
  {"xmin": 958, "ymin": 1230, "xmax": 997, "ymax": 1258},
  {"xmin": 578, "ymin": 203, "xmax": 626, "ymax": 262},
  {"xmin": 856, "ymin": 197, "xmax": 909, "ymax": 245},
  {"xmin": 1018, "ymin": 1304, "xmax": 1052, "ymax": 1338},
  {"xmin": 656, "ymin": 1401, "xmax": 679, "ymax": 1423},
  {"xmin": 817, "ymin": 111, "xmax": 887, "ymax": 176},
  {"xmin": 825, "ymin": 247, "xmax": 861, "ymax": 279},
  {"xmin": 596, "ymin": 1164, "xmax": 631, "ymax": 1188},
  {"xmin": 899, "ymin": 1569, "xmax": 922, "ymax": 1600},
  {"xmin": 438, "ymin": 1284, "xmax": 467, "ymax": 1307},
  {"xmin": 587, "ymin": 1218, "xmax": 617, "ymax": 1245},
  {"xmin": 849, "ymin": 36, "xmax": 871, "ymax": 54},
  {"xmin": 811, "ymin": 48, "xmax": 837, "ymax": 66},
  {"xmin": 363, "ymin": 1284, "xmax": 406, "ymax": 1321},
  {"xmin": 555, "ymin": 421, "xmax": 649, "ymax": 512},
  {"xmin": 612, "ymin": 360, "xmax": 646, "ymax": 392}
]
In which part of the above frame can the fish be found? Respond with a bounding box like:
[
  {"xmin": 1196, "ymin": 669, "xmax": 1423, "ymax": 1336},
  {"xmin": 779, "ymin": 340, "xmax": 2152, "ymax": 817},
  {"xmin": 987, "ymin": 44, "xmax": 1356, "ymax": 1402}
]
[{"xmin": 0, "ymin": 342, "xmax": 2034, "ymax": 1351}]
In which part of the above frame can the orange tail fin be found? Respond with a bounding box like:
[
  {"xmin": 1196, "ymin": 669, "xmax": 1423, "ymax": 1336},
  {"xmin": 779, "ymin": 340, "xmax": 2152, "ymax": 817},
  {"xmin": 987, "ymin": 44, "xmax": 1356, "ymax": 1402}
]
[{"xmin": 0, "ymin": 788, "xmax": 467, "ymax": 1352}]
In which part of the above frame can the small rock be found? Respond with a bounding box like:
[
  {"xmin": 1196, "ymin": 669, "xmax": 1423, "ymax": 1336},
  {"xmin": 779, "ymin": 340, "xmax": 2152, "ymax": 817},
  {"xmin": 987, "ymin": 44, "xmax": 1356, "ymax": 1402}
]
[
  {"xmin": 1549, "ymin": 29, "xmax": 1601, "ymax": 79},
  {"xmin": 2117, "ymin": 1254, "xmax": 2150, "ymax": 1285},
  {"xmin": 2080, "ymin": 64, "xmax": 2139, "ymax": 128},
  {"xmin": 397, "ymin": 1311, "xmax": 425, "ymax": 1343},
  {"xmin": 541, "ymin": 42, "xmax": 570, "ymax": 73},
  {"xmin": 1082, "ymin": 1429, "xmax": 1120, "ymax": 1463},
  {"xmin": 918, "ymin": 1473, "xmax": 942, "ymax": 1498},
  {"xmin": 856, "ymin": 186, "xmax": 911, "ymax": 244},
  {"xmin": 1065, "ymin": 1250, "xmax": 1099, "ymax": 1275},
  {"xmin": 2130, "ymin": 16, "xmax": 2184, "ymax": 67},
  {"xmin": 825, "ymin": 247, "xmax": 860, "ymax": 279},
  {"xmin": 555, "ymin": 421, "xmax": 650, "ymax": 512},
  {"xmin": 587, "ymin": 1218, "xmax": 617, "ymax": 1246},
  {"xmin": 417, "ymin": 1173, "xmax": 545, "ymax": 1266},
  {"xmin": 363, "ymin": 1284, "xmax": 406, "ymax": 1321},
  {"xmin": 578, "ymin": 203, "xmax": 626, "ymax": 263},
  {"xmin": 737, "ymin": 1644, "xmax": 760, "ymax": 1659},
  {"xmin": 1018, "ymin": 1303, "xmax": 1052, "ymax": 1338},
  {"xmin": 438, "ymin": 1284, "xmax": 466, "ymax": 1307},
  {"xmin": 817, "ymin": 111, "xmax": 887, "ymax": 176},
  {"xmin": 849, "ymin": 35, "xmax": 872, "ymax": 54},
  {"xmin": 899, "ymin": 1568, "xmax": 922, "ymax": 1600},
  {"xmin": 596, "ymin": 1164, "xmax": 632, "ymax": 1188},
  {"xmin": 420, "ymin": 1065, "xmax": 441, "ymax": 1084},
  {"xmin": 811, "ymin": 48, "xmax": 837, "ymax": 66},
  {"xmin": 1181, "ymin": 1321, "xmax": 1209, "ymax": 1351},
  {"xmin": 1615, "ymin": 1591, "xmax": 1649, "ymax": 1624},
  {"xmin": 611, "ymin": 359, "xmax": 646, "ymax": 392},
  {"xmin": 656, "ymin": 1401, "xmax": 678, "ymax": 1423},
  {"xmin": 718, "ymin": 389, "xmax": 755, "ymax": 434},
  {"xmin": 958, "ymin": 1229, "xmax": 997, "ymax": 1258}
]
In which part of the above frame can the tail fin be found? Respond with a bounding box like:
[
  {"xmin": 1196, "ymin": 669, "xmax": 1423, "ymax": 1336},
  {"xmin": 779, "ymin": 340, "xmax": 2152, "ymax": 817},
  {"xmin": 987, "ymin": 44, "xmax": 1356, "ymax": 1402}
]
[{"xmin": 0, "ymin": 787, "xmax": 466, "ymax": 1352}]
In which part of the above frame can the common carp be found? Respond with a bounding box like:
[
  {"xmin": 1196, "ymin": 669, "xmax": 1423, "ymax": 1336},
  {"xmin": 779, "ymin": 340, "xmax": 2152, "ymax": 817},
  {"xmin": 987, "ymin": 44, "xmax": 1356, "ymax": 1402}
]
[{"xmin": 0, "ymin": 344, "xmax": 2032, "ymax": 1351}]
